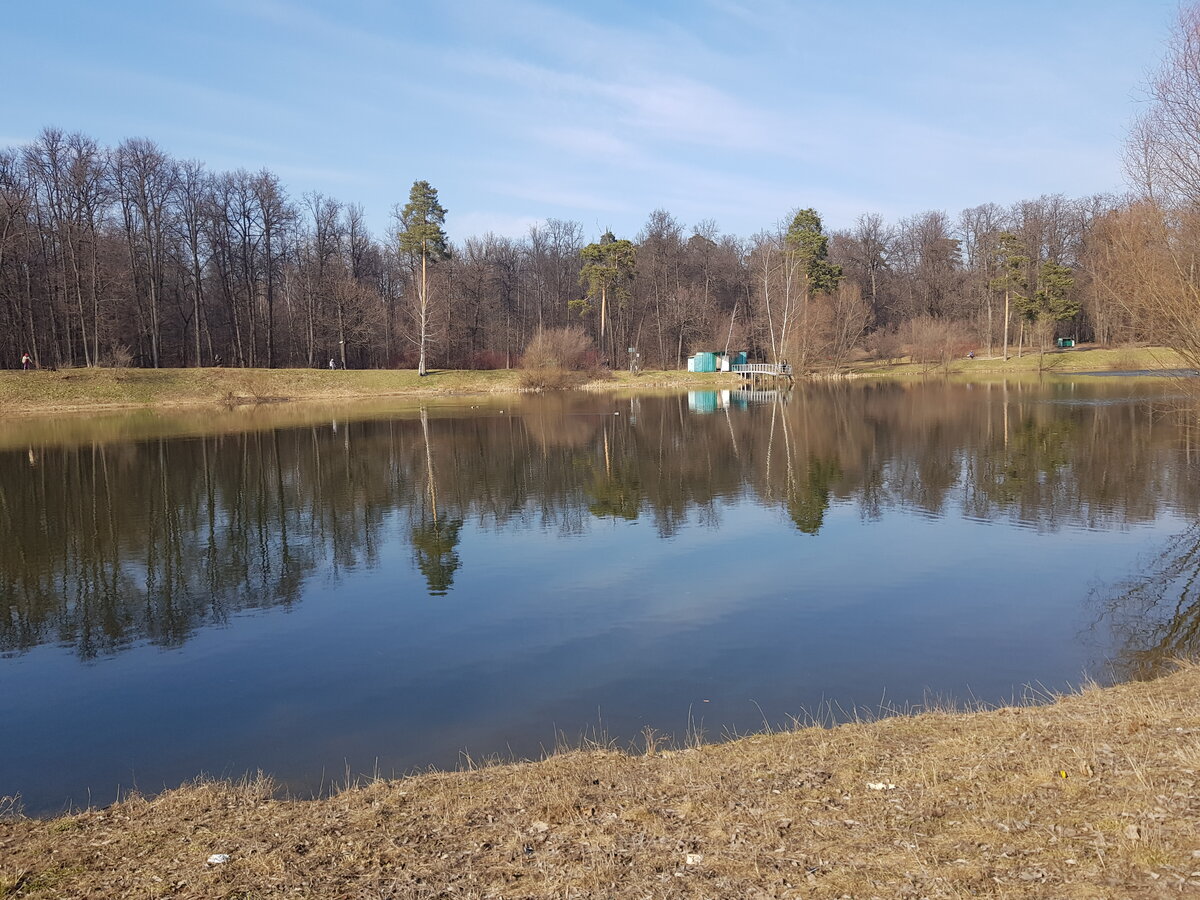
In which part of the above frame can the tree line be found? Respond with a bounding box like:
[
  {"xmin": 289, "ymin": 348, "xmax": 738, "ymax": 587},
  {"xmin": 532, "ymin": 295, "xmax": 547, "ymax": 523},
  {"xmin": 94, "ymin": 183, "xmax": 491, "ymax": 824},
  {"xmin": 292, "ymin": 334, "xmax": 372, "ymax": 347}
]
[{"xmin": 0, "ymin": 125, "xmax": 1179, "ymax": 373}]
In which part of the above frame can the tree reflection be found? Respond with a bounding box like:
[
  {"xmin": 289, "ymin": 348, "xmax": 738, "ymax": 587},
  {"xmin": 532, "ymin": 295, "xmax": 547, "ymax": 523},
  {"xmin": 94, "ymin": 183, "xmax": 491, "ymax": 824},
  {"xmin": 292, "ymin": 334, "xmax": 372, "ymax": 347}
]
[
  {"xmin": 410, "ymin": 519, "xmax": 463, "ymax": 597},
  {"xmin": 787, "ymin": 457, "xmax": 841, "ymax": 535},
  {"xmin": 0, "ymin": 382, "xmax": 1196, "ymax": 658},
  {"xmin": 1091, "ymin": 522, "xmax": 1200, "ymax": 679},
  {"xmin": 587, "ymin": 425, "xmax": 644, "ymax": 520}
]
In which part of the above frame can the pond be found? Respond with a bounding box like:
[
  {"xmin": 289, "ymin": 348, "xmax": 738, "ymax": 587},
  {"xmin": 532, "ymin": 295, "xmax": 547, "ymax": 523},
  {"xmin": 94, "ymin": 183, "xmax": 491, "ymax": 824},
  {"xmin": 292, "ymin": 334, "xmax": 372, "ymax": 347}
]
[{"xmin": 2, "ymin": 378, "xmax": 1198, "ymax": 815}]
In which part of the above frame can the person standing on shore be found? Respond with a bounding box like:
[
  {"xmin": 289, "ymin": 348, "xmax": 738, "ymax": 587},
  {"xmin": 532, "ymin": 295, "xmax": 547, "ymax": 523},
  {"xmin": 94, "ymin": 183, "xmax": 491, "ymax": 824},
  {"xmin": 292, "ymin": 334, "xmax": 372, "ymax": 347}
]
[{"xmin": 21, "ymin": 352, "xmax": 31, "ymax": 370}]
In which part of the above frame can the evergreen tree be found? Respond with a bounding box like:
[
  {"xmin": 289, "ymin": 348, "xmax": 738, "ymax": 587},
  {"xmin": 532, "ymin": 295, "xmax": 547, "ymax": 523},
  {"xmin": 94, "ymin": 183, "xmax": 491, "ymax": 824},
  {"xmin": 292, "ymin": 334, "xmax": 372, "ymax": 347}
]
[
  {"xmin": 396, "ymin": 181, "xmax": 449, "ymax": 375},
  {"xmin": 1034, "ymin": 261, "xmax": 1078, "ymax": 322},
  {"xmin": 785, "ymin": 208, "xmax": 842, "ymax": 296},
  {"xmin": 579, "ymin": 231, "xmax": 636, "ymax": 363},
  {"xmin": 781, "ymin": 208, "xmax": 841, "ymax": 367}
]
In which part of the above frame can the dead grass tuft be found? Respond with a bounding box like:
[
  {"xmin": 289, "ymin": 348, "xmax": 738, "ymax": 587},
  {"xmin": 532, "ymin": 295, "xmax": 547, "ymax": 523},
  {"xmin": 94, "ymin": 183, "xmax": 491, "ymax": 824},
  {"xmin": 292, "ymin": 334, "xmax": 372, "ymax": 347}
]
[{"xmin": 1107, "ymin": 345, "xmax": 1146, "ymax": 371}]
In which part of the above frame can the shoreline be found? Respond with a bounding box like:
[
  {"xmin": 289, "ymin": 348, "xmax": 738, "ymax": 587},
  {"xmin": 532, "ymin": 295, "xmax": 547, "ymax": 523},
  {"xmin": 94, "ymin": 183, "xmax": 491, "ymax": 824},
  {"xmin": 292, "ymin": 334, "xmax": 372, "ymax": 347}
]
[
  {"xmin": 2, "ymin": 665, "xmax": 1197, "ymax": 897},
  {"xmin": 0, "ymin": 345, "xmax": 1191, "ymax": 418},
  {"xmin": 0, "ymin": 368, "xmax": 718, "ymax": 418}
]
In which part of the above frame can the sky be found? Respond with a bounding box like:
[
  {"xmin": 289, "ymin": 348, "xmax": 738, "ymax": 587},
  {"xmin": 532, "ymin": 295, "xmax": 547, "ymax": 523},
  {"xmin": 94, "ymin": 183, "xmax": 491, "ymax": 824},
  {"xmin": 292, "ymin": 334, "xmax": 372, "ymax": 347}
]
[{"xmin": 1, "ymin": 0, "xmax": 1181, "ymax": 243}]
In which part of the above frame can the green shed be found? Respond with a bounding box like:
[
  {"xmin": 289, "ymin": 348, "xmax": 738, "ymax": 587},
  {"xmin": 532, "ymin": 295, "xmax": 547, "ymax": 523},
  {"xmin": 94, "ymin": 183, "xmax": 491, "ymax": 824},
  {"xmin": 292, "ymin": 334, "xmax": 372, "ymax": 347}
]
[{"xmin": 693, "ymin": 352, "xmax": 717, "ymax": 373}]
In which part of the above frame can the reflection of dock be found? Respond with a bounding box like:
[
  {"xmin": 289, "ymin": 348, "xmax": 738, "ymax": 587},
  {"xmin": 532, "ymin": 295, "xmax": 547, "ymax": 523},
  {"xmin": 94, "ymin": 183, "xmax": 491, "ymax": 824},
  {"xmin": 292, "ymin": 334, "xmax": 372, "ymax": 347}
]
[
  {"xmin": 689, "ymin": 388, "xmax": 789, "ymax": 412},
  {"xmin": 729, "ymin": 388, "xmax": 788, "ymax": 407},
  {"xmin": 731, "ymin": 363, "xmax": 793, "ymax": 384}
]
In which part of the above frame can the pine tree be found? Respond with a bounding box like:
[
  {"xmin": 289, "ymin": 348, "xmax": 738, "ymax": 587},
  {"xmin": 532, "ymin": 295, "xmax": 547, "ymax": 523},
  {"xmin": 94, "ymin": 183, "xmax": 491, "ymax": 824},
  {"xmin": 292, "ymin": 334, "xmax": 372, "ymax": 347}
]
[
  {"xmin": 579, "ymin": 231, "xmax": 636, "ymax": 363},
  {"xmin": 396, "ymin": 181, "xmax": 449, "ymax": 376}
]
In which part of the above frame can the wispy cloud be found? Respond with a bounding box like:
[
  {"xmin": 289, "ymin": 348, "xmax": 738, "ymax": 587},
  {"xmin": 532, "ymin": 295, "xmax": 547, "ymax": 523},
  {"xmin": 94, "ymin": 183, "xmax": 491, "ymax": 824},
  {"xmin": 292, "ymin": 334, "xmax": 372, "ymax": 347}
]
[
  {"xmin": 451, "ymin": 210, "xmax": 543, "ymax": 241},
  {"xmin": 456, "ymin": 49, "xmax": 775, "ymax": 156},
  {"xmin": 222, "ymin": 0, "xmax": 410, "ymax": 56},
  {"xmin": 532, "ymin": 126, "xmax": 642, "ymax": 163},
  {"xmin": 5, "ymin": 0, "xmax": 1163, "ymax": 240},
  {"xmin": 272, "ymin": 164, "xmax": 368, "ymax": 184},
  {"xmin": 489, "ymin": 178, "xmax": 633, "ymax": 215}
]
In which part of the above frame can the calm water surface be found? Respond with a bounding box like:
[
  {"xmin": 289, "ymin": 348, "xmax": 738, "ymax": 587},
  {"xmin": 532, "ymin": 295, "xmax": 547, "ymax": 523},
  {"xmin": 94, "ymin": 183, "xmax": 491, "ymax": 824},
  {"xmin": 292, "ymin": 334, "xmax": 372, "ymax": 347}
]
[{"xmin": 2, "ymin": 379, "xmax": 1199, "ymax": 814}]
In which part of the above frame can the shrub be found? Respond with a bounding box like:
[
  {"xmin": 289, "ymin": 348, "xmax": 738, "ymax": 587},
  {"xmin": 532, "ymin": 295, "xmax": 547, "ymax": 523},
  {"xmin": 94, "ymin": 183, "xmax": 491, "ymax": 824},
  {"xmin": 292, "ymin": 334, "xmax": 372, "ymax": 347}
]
[
  {"xmin": 519, "ymin": 327, "xmax": 599, "ymax": 390},
  {"xmin": 521, "ymin": 327, "xmax": 594, "ymax": 370},
  {"xmin": 897, "ymin": 317, "xmax": 973, "ymax": 370},
  {"xmin": 105, "ymin": 345, "xmax": 134, "ymax": 368},
  {"xmin": 469, "ymin": 349, "xmax": 509, "ymax": 370},
  {"xmin": 866, "ymin": 327, "xmax": 903, "ymax": 364}
]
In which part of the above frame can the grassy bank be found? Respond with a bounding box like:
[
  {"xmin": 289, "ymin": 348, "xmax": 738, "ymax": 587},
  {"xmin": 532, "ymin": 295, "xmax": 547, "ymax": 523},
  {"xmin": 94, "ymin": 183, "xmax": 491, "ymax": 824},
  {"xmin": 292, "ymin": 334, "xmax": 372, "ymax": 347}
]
[
  {"xmin": 0, "ymin": 367, "xmax": 728, "ymax": 416},
  {"xmin": 0, "ymin": 346, "xmax": 1190, "ymax": 417},
  {"xmin": 2, "ymin": 666, "xmax": 1198, "ymax": 898},
  {"xmin": 844, "ymin": 344, "xmax": 1193, "ymax": 379}
]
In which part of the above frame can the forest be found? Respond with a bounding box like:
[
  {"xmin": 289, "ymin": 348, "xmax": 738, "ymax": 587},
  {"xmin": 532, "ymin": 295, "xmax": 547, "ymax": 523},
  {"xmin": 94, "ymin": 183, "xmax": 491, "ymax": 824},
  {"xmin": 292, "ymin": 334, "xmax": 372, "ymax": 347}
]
[
  {"xmin": 4, "ymin": 9, "xmax": 1200, "ymax": 373},
  {"xmin": 0, "ymin": 131, "xmax": 1131, "ymax": 373}
]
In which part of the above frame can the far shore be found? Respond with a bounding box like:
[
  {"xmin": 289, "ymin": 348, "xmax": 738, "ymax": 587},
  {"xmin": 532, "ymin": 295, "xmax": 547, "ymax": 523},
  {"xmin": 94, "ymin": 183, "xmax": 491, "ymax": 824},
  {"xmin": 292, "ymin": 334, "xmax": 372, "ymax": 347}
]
[
  {"xmin": 2, "ymin": 663, "xmax": 1197, "ymax": 897},
  {"xmin": 0, "ymin": 345, "xmax": 1191, "ymax": 418}
]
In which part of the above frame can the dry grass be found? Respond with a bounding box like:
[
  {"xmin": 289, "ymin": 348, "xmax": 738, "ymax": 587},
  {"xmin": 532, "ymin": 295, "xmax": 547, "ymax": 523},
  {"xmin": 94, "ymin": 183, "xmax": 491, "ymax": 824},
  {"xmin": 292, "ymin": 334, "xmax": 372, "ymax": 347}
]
[
  {"xmin": 518, "ymin": 367, "xmax": 595, "ymax": 390},
  {"xmin": 845, "ymin": 344, "xmax": 1191, "ymax": 379},
  {"xmin": 3, "ymin": 665, "xmax": 1199, "ymax": 898},
  {"xmin": 0, "ymin": 367, "xmax": 732, "ymax": 417},
  {"xmin": 0, "ymin": 368, "xmax": 526, "ymax": 416},
  {"xmin": 0, "ymin": 348, "xmax": 1191, "ymax": 419}
]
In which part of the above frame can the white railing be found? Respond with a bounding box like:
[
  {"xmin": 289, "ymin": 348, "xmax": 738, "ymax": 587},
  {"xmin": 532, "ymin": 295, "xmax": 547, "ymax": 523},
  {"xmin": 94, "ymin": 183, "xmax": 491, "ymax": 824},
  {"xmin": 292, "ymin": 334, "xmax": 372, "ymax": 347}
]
[{"xmin": 731, "ymin": 363, "xmax": 792, "ymax": 376}]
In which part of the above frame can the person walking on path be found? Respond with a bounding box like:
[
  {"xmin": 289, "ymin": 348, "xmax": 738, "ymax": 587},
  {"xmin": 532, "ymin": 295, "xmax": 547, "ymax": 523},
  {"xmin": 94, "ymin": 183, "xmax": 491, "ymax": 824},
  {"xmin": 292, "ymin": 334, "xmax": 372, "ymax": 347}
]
[
  {"xmin": 21, "ymin": 352, "xmax": 31, "ymax": 371},
  {"xmin": 328, "ymin": 358, "xmax": 336, "ymax": 370}
]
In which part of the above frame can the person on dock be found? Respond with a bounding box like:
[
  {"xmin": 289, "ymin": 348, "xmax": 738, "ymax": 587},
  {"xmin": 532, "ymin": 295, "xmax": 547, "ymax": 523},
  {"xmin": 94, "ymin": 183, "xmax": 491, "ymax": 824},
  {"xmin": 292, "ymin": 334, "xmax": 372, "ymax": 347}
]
[{"xmin": 21, "ymin": 352, "xmax": 31, "ymax": 370}]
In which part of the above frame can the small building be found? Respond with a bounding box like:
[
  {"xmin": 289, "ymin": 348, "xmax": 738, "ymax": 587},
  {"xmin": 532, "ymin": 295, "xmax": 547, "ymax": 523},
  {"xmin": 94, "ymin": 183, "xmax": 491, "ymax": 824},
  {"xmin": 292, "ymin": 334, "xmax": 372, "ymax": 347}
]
[{"xmin": 686, "ymin": 350, "xmax": 747, "ymax": 373}]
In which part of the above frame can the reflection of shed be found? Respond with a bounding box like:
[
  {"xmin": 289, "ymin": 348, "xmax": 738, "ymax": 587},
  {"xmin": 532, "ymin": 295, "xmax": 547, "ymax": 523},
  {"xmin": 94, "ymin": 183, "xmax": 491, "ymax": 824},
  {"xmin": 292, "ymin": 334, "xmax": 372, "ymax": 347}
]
[
  {"xmin": 688, "ymin": 390, "xmax": 732, "ymax": 413},
  {"xmin": 686, "ymin": 350, "xmax": 747, "ymax": 372}
]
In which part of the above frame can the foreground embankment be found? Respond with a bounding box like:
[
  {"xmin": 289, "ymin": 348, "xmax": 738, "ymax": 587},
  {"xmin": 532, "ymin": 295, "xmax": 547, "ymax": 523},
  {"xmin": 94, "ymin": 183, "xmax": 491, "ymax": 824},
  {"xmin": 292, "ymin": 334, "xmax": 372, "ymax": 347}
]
[{"xmin": 2, "ymin": 666, "xmax": 1198, "ymax": 898}]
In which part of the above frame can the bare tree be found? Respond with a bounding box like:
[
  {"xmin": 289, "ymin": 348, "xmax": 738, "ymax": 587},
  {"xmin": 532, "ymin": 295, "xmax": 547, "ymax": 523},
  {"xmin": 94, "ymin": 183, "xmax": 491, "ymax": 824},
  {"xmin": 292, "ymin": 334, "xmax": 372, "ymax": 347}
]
[
  {"xmin": 114, "ymin": 138, "xmax": 178, "ymax": 367},
  {"xmin": 1118, "ymin": 6, "xmax": 1200, "ymax": 368}
]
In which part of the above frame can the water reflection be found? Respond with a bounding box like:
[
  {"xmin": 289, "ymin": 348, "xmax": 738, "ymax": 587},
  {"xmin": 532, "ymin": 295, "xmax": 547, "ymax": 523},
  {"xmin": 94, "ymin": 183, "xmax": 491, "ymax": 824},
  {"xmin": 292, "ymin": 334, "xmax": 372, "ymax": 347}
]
[
  {"xmin": 1, "ymin": 382, "xmax": 1197, "ymax": 660},
  {"xmin": 4, "ymin": 380, "xmax": 1200, "ymax": 814},
  {"xmin": 1091, "ymin": 522, "xmax": 1200, "ymax": 679}
]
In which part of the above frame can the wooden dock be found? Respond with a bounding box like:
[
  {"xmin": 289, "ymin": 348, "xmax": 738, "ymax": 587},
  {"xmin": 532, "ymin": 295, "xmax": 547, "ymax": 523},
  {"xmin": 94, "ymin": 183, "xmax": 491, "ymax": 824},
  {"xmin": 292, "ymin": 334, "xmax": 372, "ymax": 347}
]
[{"xmin": 731, "ymin": 362, "xmax": 793, "ymax": 384}]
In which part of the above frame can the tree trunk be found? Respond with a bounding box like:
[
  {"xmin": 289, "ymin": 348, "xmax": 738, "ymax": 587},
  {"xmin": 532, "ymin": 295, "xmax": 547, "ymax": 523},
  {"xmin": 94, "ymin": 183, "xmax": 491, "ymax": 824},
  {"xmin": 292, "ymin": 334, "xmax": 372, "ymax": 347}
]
[
  {"xmin": 418, "ymin": 244, "xmax": 428, "ymax": 376},
  {"xmin": 1002, "ymin": 290, "xmax": 1011, "ymax": 359},
  {"xmin": 599, "ymin": 283, "xmax": 607, "ymax": 362}
]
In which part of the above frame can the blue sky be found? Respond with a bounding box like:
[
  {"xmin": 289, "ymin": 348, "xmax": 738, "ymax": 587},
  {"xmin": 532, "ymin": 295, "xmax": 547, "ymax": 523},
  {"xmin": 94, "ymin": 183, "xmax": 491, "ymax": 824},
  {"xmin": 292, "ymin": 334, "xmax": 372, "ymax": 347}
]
[{"xmin": 1, "ymin": 0, "xmax": 1178, "ymax": 242}]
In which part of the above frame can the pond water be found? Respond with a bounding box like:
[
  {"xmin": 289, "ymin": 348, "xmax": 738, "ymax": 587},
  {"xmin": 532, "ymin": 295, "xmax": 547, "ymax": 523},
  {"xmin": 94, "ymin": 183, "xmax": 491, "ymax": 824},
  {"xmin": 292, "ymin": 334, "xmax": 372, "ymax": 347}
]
[{"xmin": 2, "ymin": 379, "xmax": 1199, "ymax": 815}]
